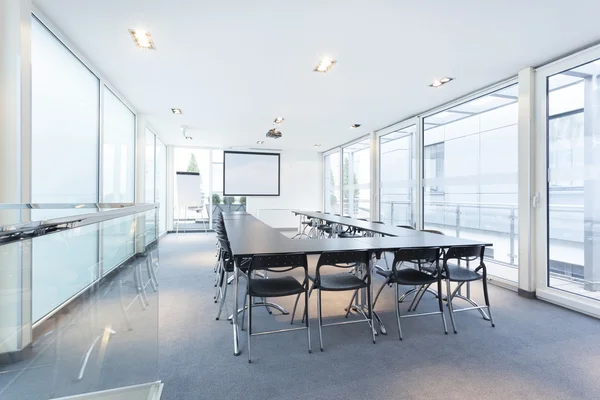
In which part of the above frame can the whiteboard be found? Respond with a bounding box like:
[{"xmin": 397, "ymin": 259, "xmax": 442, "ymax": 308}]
[
  {"xmin": 223, "ymin": 151, "xmax": 280, "ymax": 196},
  {"xmin": 175, "ymin": 172, "xmax": 204, "ymax": 206}
]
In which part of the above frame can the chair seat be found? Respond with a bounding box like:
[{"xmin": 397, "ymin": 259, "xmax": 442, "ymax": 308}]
[
  {"xmin": 442, "ymin": 265, "xmax": 482, "ymax": 282},
  {"xmin": 337, "ymin": 233, "xmax": 362, "ymax": 238},
  {"xmin": 390, "ymin": 268, "xmax": 437, "ymax": 286},
  {"xmin": 316, "ymin": 273, "xmax": 367, "ymax": 291},
  {"xmin": 249, "ymin": 276, "xmax": 304, "ymax": 297}
]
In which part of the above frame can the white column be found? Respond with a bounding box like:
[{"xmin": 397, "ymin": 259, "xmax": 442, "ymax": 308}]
[
  {"xmin": 583, "ymin": 75, "xmax": 600, "ymax": 291},
  {"xmin": 517, "ymin": 67, "xmax": 536, "ymax": 296},
  {"xmin": 0, "ymin": 0, "xmax": 33, "ymax": 356}
]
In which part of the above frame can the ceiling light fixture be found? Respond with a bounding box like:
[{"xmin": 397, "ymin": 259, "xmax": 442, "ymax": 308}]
[
  {"xmin": 430, "ymin": 77, "xmax": 453, "ymax": 88},
  {"xmin": 257, "ymin": 140, "xmax": 264, "ymax": 144},
  {"xmin": 314, "ymin": 58, "xmax": 336, "ymax": 73},
  {"xmin": 314, "ymin": 144, "xmax": 322, "ymax": 147},
  {"xmin": 129, "ymin": 29, "xmax": 155, "ymax": 50},
  {"xmin": 274, "ymin": 117, "xmax": 285, "ymax": 124},
  {"xmin": 350, "ymin": 124, "xmax": 361, "ymax": 129},
  {"xmin": 171, "ymin": 108, "xmax": 183, "ymax": 115}
]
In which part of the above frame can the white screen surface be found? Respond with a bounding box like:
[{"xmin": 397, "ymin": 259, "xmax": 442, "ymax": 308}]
[{"xmin": 224, "ymin": 152, "xmax": 280, "ymax": 196}]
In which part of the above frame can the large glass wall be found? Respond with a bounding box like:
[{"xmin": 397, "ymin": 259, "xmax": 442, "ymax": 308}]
[
  {"xmin": 156, "ymin": 138, "xmax": 167, "ymax": 234},
  {"xmin": 101, "ymin": 87, "xmax": 136, "ymax": 275},
  {"xmin": 379, "ymin": 124, "xmax": 416, "ymax": 226},
  {"xmin": 342, "ymin": 137, "xmax": 371, "ymax": 219},
  {"xmin": 30, "ymin": 17, "xmax": 100, "ymax": 321},
  {"xmin": 547, "ymin": 59, "xmax": 600, "ymax": 300},
  {"xmin": 423, "ymin": 85, "xmax": 519, "ymax": 281},
  {"xmin": 145, "ymin": 128, "xmax": 157, "ymax": 242},
  {"xmin": 324, "ymin": 152, "xmax": 341, "ymax": 213}
]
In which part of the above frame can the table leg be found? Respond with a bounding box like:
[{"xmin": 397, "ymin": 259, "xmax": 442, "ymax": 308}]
[{"xmin": 232, "ymin": 258, "xmax": 240, "ymax": 356}]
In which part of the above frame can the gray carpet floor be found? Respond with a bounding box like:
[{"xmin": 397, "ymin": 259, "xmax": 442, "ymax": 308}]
[{"xmin": 158, "ymin": 233, "xmax": 600, "ymax": 400}]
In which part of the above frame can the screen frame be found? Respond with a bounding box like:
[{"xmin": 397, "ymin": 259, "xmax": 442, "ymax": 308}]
[{"xmin": 223, "ymin": 150, "xmax": 281, "ymax": 197}]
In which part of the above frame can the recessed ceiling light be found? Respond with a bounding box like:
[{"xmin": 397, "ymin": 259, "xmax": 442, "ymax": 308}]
[
  {"xmin": 314, "ymin": 58, "xmax": 336, "ymax": 73},
  {"xmin": 314, "ymin": 144, "xmax": 322, "ymax": 147},
  {"xmin": 129, "ymin": 29, "xmax": 155, "ymax": 50},
  {"xmin": 257, "ymin": 140, "xmax": 264, "ymax": 144},
  {"xmin": 350, "ymin": 124, "xmax": 361, "ymax": 129},
  {"xmin": 171, "ymin": 108, "xmax": 183, "ymax": 114},
  {"xmin": 274, "ymin": 117, "xmax": 285, "ymax": 124},
  {"xmin": 430, "ymin": 77, "xmax": 453, "ymax": 88}
]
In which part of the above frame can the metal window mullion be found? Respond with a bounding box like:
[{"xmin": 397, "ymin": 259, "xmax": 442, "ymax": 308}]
[{"xmin": 97, "ymin": 79, "xmax": 104, "ymax": 279}]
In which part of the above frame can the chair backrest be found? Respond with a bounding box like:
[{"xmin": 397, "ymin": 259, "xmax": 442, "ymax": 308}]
[
  {"xmin": 392, "ymin": 247, "xmax": 441, "ymax": 274},
  {"xmin": 443, "ymin": 245, "xmax": 486, "ymax": 277},
  {"xmin": 422, "ymin": 229, "xmax": 444, "ymax": 235},
  {"xmin": 316, "ymin": 251, "xmax": 371, "ymax": 283},
  {"xmin": 372, "ymin": 221, "xmax": 384, "ymax": 224},
  {"xmin": 396, "ymin": 225, "xmax": 415, "ymax": 230},
  {"xmin": 249, "ymin": 253, "xmax": 308, "ymax": 273}
]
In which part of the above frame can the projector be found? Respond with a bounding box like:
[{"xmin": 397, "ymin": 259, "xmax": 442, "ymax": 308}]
[{"xmin": 266, "ymin": 128, "xmax": 282, "ymax": 139}]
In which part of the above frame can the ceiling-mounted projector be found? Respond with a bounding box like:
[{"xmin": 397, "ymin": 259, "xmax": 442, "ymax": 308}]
[{"xmin": 266, "ymin": 128, "xmax": 282, "ymax": 139}]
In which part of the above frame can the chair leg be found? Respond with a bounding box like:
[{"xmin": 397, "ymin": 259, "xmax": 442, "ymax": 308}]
[
  {"xmin": 291, "ymin": 293, "xmax": 301, "ymax": 324},
  {"xmin": 305, "ymin": 289, "xmax": 311, "ymax": 353},
  {"xmin": 437, "ymin": 278, "xmax": 448, "ymax": 335},
  {"xmin": 216, "ymin": 271, "xmax": 229, "ymax": 320},
  {"xmin": 367, "ymin": 281, "xmax": 376, "ymax": 344},
  {"xmin": 247, "ymin": 292, "xmax": 252, "ymax": 363},
  {"xmin": 446, "ymin": 279, "xmax": 457, "ymax": 334},
  {"xmin": 372, "ymin": 278, "xmax": 390, "ymax": 309},
  {"xmin": 240, "ymin": 288, "xmax": 248, "ymax": 331},
  {"xmin": 394, "ymin": 283, "xmax": 403, "ymax": 341},
  {"xmin": 301, "ymin": 283, "xmax": 315, "ymax": 324},
  {"xmin": 344, "ymin": 289, "xmax": 359, "ymax": 318},
  {"xmin": 482, "ymin": 277, "xmax": 496, "ymax": 327},
  {"xmin": 317, "ymin": 289, "xmax": 324, "ymax": 351}
]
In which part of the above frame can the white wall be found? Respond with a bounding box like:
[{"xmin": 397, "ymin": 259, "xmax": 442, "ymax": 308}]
[{"xmin": 246, "ymin": 150, "xmax": 322, "ymax": 228}]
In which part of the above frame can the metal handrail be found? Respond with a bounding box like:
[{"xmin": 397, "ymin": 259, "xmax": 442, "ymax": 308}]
[{"xmin": 0, "ymin": 203, "xmax": 158, "ymax": 245}]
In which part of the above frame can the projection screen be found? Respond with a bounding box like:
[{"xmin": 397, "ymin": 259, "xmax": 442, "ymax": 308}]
[{"xmin": 223, "ymin": 151, "xmax": 280, "ymax": 196}]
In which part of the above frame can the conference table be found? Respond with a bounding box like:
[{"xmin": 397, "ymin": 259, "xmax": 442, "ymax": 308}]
[{"xmin": 223, "ymin": 211, "xmax": 491, "ymax": 356}]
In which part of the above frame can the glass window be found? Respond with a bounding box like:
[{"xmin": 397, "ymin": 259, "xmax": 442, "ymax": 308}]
[
  {"xmin": 547, "ymin": 59, "xmax": 600, "ymax": 300},
  {"xmin": 342, "ymin": 137, "xmax": 371, "ymax": 219},
  {"xmin": 379, "ymin": 125, "xmax": 416, "ymax": 226},
  {"xmin": 101, "ymin": 87, "xmax": 136, "ymax": 274},
  {"xmin": 102, "ymin": 87, "xmax": 135, "ymax": 203},
  {"xmin": 145, "ymin": 128, "xmax": 156, "ymax": 242},
  {"xmin": 324, "ymin": 152, "xmax": 341, "ymax": 213},
  {"xmin": 156, "ymin": 138, "xmax": 167, "ymax": 234},
  {"xmin": 30, "ymin": 17, "xmax": 100, "ymax": 321},
  {"xmin": 423, "ymin": 84, "xmax": 519, "ymax": 282}
]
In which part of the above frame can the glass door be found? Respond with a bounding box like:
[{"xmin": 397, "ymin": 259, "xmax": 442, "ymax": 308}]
[{"xmin": 535, "ymin": 48, "xmax": 600, "ymax": 316}]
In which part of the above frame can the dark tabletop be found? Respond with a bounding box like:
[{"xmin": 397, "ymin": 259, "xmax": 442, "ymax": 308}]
[
  {"xmin": 291, "ymin": 211, "xmax": 422, "ymax": 236},
  {"xmin": 224, "ymin": 213, "xmax": 492, "ymax": 258}
]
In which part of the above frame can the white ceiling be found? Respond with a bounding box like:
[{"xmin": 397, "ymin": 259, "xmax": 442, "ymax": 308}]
[{"xmin": 34, "ymin": 0, "xmax": 600, "ymax": 151}]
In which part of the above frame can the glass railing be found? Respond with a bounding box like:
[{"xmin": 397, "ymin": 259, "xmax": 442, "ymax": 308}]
[{"xmin": 0, "ymin": 203, "xmax": 162, "ymax": 400}]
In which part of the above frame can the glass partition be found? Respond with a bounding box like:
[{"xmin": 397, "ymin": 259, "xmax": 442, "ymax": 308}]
[
  {"xmin": 547, "ymin": 59, "xmax": 600, "ymax": 300},
  {"xmin": 156, "ymin": 138, "xmax": 167, "ymax": 234},
  {"xmin": 0, "ymin": 206, "xmax": 159, "ymax": 399},
  {"xmin": 379, "ymin": 125, "xmax": 416, "ymax": 226},
  {"xmin": 342, "ymin": 137, "xmax": 371, "ymax": 219},
  {"xmin": 145, "ymin": 128, "xmax": 156, "ymax": 242},
  {"xmin": 423, "ymin": 84, "xmax": 519, "ymax": 281}
]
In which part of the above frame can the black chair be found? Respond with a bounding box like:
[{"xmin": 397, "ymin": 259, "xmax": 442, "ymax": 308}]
[
  {"xmin": 312, "ymin": 251, "xmax": 375, "ymax": 351},
  {"xmin": 246, "ymin": 253, "xmax": 310, "ymax": 362},
  {"xmin": 374, "ymin": 248, "xmax": 447, "ymax": 340},
  {"xmin": 442, "ymin": 245, "xmax": 495, "ymax": 333}
]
